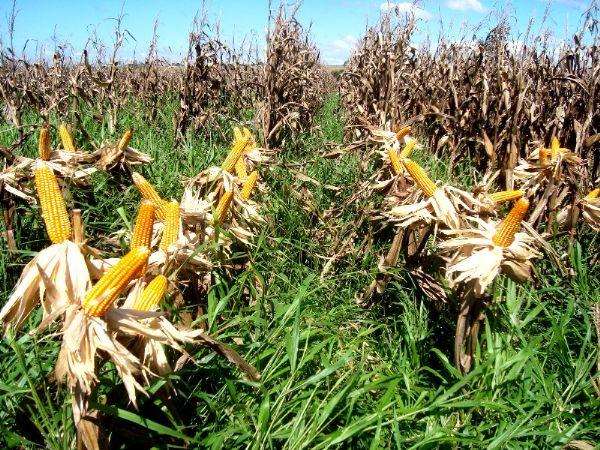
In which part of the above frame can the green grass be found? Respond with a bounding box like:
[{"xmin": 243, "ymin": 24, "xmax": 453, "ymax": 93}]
[{"xmin": 0, "ymin": 95, "xmax": 598, "ymax": 449}]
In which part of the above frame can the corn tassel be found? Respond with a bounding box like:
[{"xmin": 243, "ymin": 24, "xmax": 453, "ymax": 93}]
[
  {"xmin": 399, "ymin": 138, "xmax": 416, "ymax": 159},
  {"xmin": 59, "ymin": 123, "xmax": 76, "ymax": 152},
  {"xmin": 489, "ymin": 190, "xmax": 523, "ymax": 204},
  {"xmin": 585, "ymin": 188, "xmax": 599, "ymax": 199},
  {"xmin": 389, "ymin": 149, "xmax": 402, "ymax": 175},
  {"xmin": 241, "ymin": 171, "xmax": 259, "ymax": 200},
  {"xmin": 34, "ymin": 164, "xmax": 72, "ymax": 243},
  {"xmin": 539, "ymin": 147, "xmax": 548, "ymax": 165},
  {"xmin": 118, "ymin": 129, "xmax": 133, "ymax": 152},
  {"xmin": 83, "ymin": 246, "xmax": 150, "ymax": 316},
  {"xmin": 222, "ymin": 136, "xmax": 250, "ymax": 173},
  {"xmin": 132, "ymin": 172, "xmax": 167, "ymax": 220},
  {"xmin": 132, "ymin": 201, "xmax": 155, "ymax": 250},
  {"xmin": 492, "ymin": 198, "xmax": 530, "ymax": 247},
  {"xmin": 38, "ymin": 125, "xmax": 51, "ymax": 161},
  {"xmin": 403, "ymin": 159, "xmax": 438, "ymax": 197},
  {"xmin": 235, "ymin": 157, "xmax": 248, "ymax": 181},
  {"xmin": 133, "ymin": 275, "xmax": 168, "ymax": 311},
  {"xmin": 396, "ymin": 126, "xmax": 411, "ymax": 141},
  {"xmin": 215, "ymin": 191, "xmax": 233, "ymax": 224},
  {"xmin": 160, "ymin": 201, "xmax": 180, "ymax": 251}
]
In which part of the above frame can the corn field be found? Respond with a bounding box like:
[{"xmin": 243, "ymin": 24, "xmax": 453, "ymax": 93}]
[{"xmin": 0, "ymin": 2, "xmax": 599, "ymax": 449}]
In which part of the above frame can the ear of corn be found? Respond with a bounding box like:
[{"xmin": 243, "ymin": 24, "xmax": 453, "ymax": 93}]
[
  {"xmin": 550, "ymin": 137, "xmax": 560, "ymax": 160},
  {"xmin": 160, "ymin": 201, "xmax": 180, "ymax": 252},
  {"xmin": 222, "ymin": 136, "xmax": 250, "ymax": 172},
  {"xmin": 388, "ymin": 149, "xmax": 402, "ymax": 175},
  {"xmin": 38, "ymin": 125, "xmax": 51, "ymax": 161},
  {"xmin": 34, "ymin": 164, "xmax": 72, "ymax": 244},
  {"xmin": 132, "ymin": 172, "xmax": 167, "ymax": 220},
  {"xmin": 215, "ymin": 191, "xmax": 234, "ymax": 224},
  {"xmin": 83, "ymin": 246, "xmax": 150, "ymax": 316},
  {"xmin": 399, "ymin": 138, "xmax": 416, "ymax": 159},
  {"xmin": 241, "ymin": 171, "xmax": 259, "ymax": 200},
  {"xmin": 133, "ymin": 275, "xmax": 168, "ymax": 311},
  {"xmin": 118, "ymin": 129, "xmax": 133, "ymax": 152},
  {"xmin": 539, "ymin": 147, "xmax": 548, "ymax": 165},
  {"xmin": 233, "ymin": 127, "xmax": 243, "ymax": 141},
  {"xmin": 489, "ymin": 190, "xmax": 523, "ymax": 204},
  {"xmin": 492, "ymin": 198, "xmax": 530, "ymax": 247},
  {"xmin": 132, "ymin": 201, "xmax": 155, "ymax": 251},
  {"xmin": 396, "ymin": 126, "xmax": 411, "ymax": 141},
  {"xmin": 403, "ymin": 159, "xmax": 438, "ymax": 197},
  {"xmin": 585, "ymin": 188, "xmax": 599, "ymax": 199},
  {"xmin": 59, "ymin": 123, "xmax": 76, "ymax": 152},
  {"xmin": 235, "ymin": 157, "xmax": 248, "ymax": 181}
]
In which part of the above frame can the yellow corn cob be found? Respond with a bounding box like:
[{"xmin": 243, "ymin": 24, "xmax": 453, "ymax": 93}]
[
  {"xmin": 233, "ymin": 127, "xmax": 243, "ymax": 141},
  {"xmin": 241, "ymin": 171, "xmax": 259, "ymax": 200},
  {"xmin": 539, "ymin": 147, "xmax": 548, "ymax": 165},
  {"xmin": 222, "ymin": 136, "xmax": 250, "ymax": 173},
  {"xmin": 133, "ymin": 275, "xmax": 168, "ymax": 311},
  {"xmin": 235, "ymin": 157, "xmax": 248, "ymax": 181},
  {"xmin": 489, "ymin": 190, "xmax": 523, "ymax": 204},
  {"xmin": 160, "ymin": 201, "xmax": 180, "ymax": 252},
  {"xmin": 492, "ymin": 198, "xmax": 530, "ymax": 247},
  {"xmin": 118, "ymin": 129, "xmax": 133, "ymax": 152},
  {"xmin": 215, "ymin": 191, "xmax": 234, "ymax": 224},
  {"xmin": 132, "ymin": 172, "xmax": 167, "ymax": 220},
  {"xmin": 34, "ymin": 164, "xmax": 72, "ymax": 244},
  {"xmin": 550, "ymin": 137, "xmax": 561, "ymax": 160},
  {"xmin": 396, "ymin": 126, "xmax": 411, "ymax": 141},
  {"xmin": 38, "ymin": 125, "xmax": 51, "ymax": 161},
  {"xmin": 399, "ymin": 138, "xmax": 417, "ymax": 159},
  {"xmin": 59, "ymin": 123, "xmax": 76, "ymax": 152},
  {"xmin": 388, "ymin": 149, "xmax": 402, "ymax": 175},
  {"xmin": 83, "ymin": 246, "xmax": 150, "ymax": 316},
  {"xmin": 585, "ymin": 188, "xmax": 599, "ymax": 199},
  {"xmin": 403, "ymin": 159, "xmax": 438, "ymax": 197},
  {"xmin": 132, "ymin": 201, "xmax": 155, "ymax": 250}
]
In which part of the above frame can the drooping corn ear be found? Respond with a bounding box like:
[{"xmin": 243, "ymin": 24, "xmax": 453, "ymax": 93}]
[
  {"xmin": 215, "ymin": 191, "xmax": 233, "ymax": 224},
  {"xmin": 396, "ymin": 126, "xmax": 411, "ymax": 141},
  {"xmin": 585, "ymin": 188, "xmax": 599, "ymax": 199},
  {"xmin": 403, "ymin": 159, "xmax": 438, "ymax": 197},
  {"xmin": 235, "ymin": 157, "xmax": 248, "ymax": 181},
  {"xmin": 59, "ymin": 123, "xmax": 76, "ymax": 152},
  {"xmin": 34, "ymin": 163, "xmax": 72, "ymax": 244},
  {"xmin": 132, "ymin": 172, "xmax": 167, "ymax": 220},
  {"xmin": 539, "ymin": 147, "xmax": 548, "ymax": 165},
  {"xmin": 118, "ymin": 129, "xmax": 133, "ymax": 152},
  {"xmin": 388, "ymin": 149, "xmax": 402, "ymax": 175},
  {"xmin": 233, "ymin": 126, "xmax": 243, "ymax": 142},
  {"xmin": 83, "ymin": 246, "xmax": 150, "ymax": 316},
  {"xmin": 241, "ymin": 171, "xmax": 259, "ymax": 200},
  {"xmin": 399, "ymin": 138, "xmax": 416, "ymax": 159},
  {"xmin": 222, "ymin": 136, "xmax": 250, "ymax": 173},
  {"xmin": 38, "ymin": 125, "xmax": 51, "ymax": 161},
  {"xmin": 160, "ymin": 201, "xmax": 180, "ymax": 252},
  {"xmin": 132, "ymin": 275, "xmax": 168, "ymax": 311},
  {"xmin": 132, "ymin": 201, "xmax": 155, "ymax": 250},
  {"xmin": 492, "ymin": 198, "xmax": 530, "ymax": 247},
  {"xmin": 489, "ymin": 190, "xmax": 523, "ymax": 204},
  {"xmin": 550, "ymin": 137, "xmax": 560, "ymax": 160}
]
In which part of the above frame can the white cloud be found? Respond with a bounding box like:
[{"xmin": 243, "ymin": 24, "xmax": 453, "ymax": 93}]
[
  {"xmin": 321, "ymin": 35, "xmax": 357, "ymax": 65},
  {"xmin": 380, "ymin": 2, "xmax": 434, "ymax": 21},
  {"xmin": 446, "ymin": 0, "xmax": 486, "ymax": 12}
]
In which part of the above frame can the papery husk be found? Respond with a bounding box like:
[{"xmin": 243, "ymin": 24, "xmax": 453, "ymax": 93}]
[
  {"xmin": 440, "ymin": 217, "xmax": 541, "ymax": 296},
  {"xmin": 0, "ymin": 241, "xmax": 90, "ymax": 332},
  {"xmin": 94, "ymin": 141, "xmax": 153, "ymax": 171},
  {"xmin": 388, "ymin": 185, "xmax": 478, "ymax": 230}
]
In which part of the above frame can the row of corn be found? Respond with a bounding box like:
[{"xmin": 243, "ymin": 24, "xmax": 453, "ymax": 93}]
[{"xmin": 0, "ymin": 126, "xmax": 265, "ymax": 449}]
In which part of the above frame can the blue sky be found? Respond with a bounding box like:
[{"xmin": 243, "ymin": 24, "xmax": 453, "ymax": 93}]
[{"xmin": 0, "ymin": 0, "xmax": 592, "ymax": 64}]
